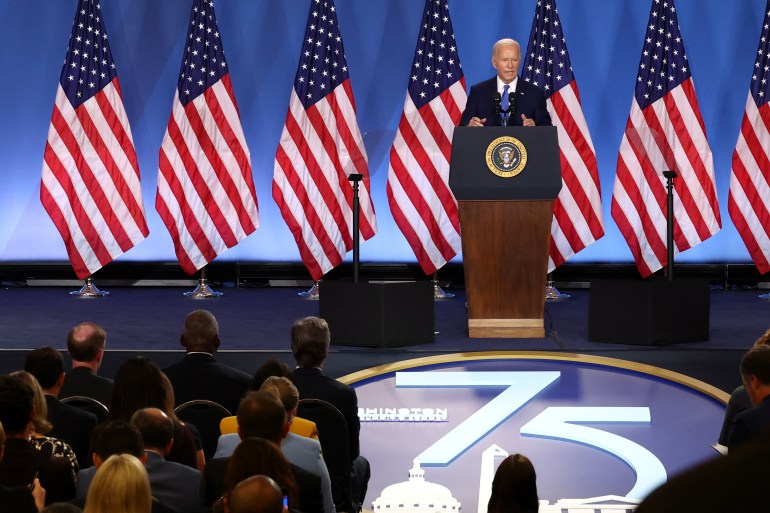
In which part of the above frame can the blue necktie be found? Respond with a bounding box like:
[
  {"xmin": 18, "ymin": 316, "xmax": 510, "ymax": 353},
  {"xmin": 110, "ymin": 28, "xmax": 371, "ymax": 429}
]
[{"xmin": 501, "ymin": 84, "xmax": 510, "ymax": 112}]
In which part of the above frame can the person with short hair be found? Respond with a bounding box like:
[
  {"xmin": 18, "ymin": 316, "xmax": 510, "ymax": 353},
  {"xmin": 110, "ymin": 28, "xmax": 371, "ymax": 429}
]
[
  {"xmin": 487, "ymin": 454, "xmax": 539, "ymax": 513},
  {"xmin": 163, "ymin": 310, "xmax": 252, "ymax": 415},
  {"xmin": 83, "ymin": 454, "xmax": 152, "ymax": 513},
  {"xmin": 291, "ymin": 317, "xmax": 369, "ymax": 512},
  {"xmin": 60, "ymin": 322, "xmax": 113, "ymax": 407},
  {"xmin": 727, "ymin": 344, "xmax": 770, "ymax": 447},
  {"xmin": 24, "ymin": 347, "xmax": 98, "ymax": 468},
  {"xmin": 225, "ymin": 475, "xmax": 284, "ymax": 513}
]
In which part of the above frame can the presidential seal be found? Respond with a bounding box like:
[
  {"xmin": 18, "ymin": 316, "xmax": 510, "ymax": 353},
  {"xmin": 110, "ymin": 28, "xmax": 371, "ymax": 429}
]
[{"xmin": 485, "ymin": 136, "xmax": 527, "ymax": 178}]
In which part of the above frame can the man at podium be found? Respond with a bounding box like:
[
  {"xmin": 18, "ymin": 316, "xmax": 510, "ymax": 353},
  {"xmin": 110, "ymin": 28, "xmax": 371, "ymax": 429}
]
[{"xmin": 460, "ymin": 38, "xmax": 551, "ymax": 128}]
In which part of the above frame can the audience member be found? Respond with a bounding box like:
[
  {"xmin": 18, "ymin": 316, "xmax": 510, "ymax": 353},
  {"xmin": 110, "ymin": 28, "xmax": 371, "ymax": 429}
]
[
  {"xmin": 215, "ymin": 438, "xmax": 297, "ymax": 513},
  {"xmin": 83, "ymin": 454, "xmax": 152, "ymax": 513},
  {"xmin": 109, "ymin": 356, "xmax": 201, "ymax": 470},
  {"xmin": 0, "ymin": 374, "xmax": 74, "ymax": 505},
  {"xmin": 59, "ymin": 322, "xmax": 113, "ymax": 407},
  {"xmin": 225, "ymin": 475, "xmax": 284, "ymax": 513},
  {"xmin": 219, "ymin": 359, "xmax": 318, "ymax": 440},
  {"xmin": 0, "ymin": 419, "xmax": 46, "ymax": 513},
  {"xmin": 10, "ymin": 371, "xmax": 79, "ymax": 482},
  {"xmin": 24, "ymin": 347, "xmax": 98, "ymax": 468},
  {"xmin": 718, "ymin": 327, "xmax": 770, "ymax": 445},
  {"xmin": 215, "ymin": 377, "xmax": 335, "ymax": 513},
  {"xmin": 130, "ymin": 408, "xmax": 203, "ymax": 513},
  {"xmin": 727, "ymin": 345, "xmax": 770, "ymax": 447},
  {"xmin": 163, "ymin": 310, "xmax": 252, "ymax": 415},
  {"xmin": 291, "ymin": 316, "xmax": 370, "ymax": 511},
  {"xmin": 206, "ymin": 391, "xmax": 323, "ymax": 513},
  {"xmin": 487, "ymin": 454, "xmax": 539, "ymax": 513}
]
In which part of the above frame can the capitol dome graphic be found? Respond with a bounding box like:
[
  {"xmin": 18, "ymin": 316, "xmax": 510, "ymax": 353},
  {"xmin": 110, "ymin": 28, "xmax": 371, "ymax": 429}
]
[{"xmin": 372, "ymin": 458, "xmax": 461, "ymax": 513}]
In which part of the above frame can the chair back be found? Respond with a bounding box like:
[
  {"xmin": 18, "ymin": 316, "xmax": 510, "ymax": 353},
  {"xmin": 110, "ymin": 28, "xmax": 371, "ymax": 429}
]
[
  {"xmin": 174, "ymin": 399, "xmax": 232, "ymax": 461},
  {"xmin": 60, "ymin": 395, "xmax": 109, "ymax": 424},
  {"xmin": 297, "ymin": 398, "xmax": 354, "ymax": 513}
]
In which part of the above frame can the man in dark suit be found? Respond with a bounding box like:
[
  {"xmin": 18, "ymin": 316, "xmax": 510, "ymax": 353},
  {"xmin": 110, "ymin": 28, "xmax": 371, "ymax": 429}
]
[
  {"xmin": 727, "ymin": 345, "xmax": 770, "ymax": 447},
  {"xmin": 24, "ymin": 347, "xmax": 97, "ymax": 468},
  {"xmin": 163, "ymin": 310, "xmax": 252, "ymax": 415},
  {"xmin": 204, "ymin": 391, "xmax": 324, "ymax": 513},
  {"xmin": 59, "ymin": 322, "xmax": 113, "ymax": 408},
  {"xmin": 291, "ymin": 317, "xmax": 369, "ymax": 512},
  {"xmin": 460, "ymin": 38, "xmax": 551, "ymax": 128}
]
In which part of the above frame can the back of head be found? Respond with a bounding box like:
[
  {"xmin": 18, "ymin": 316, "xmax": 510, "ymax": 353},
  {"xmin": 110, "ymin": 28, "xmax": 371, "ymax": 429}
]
[
  {"xmin": 130, "ymin": 408, "xmax": 174, "ymax": 451},
  {"xmin": 0, "ymin": 374, "xmax": 34, "ymax": 435},
  {"xmin": 67, "ymin": 322, "xmax": 107, "ymax": 363},
  {"xmin": 741, "ymin": 345, "xmax": 770, "ymax": 385},
  {"xmin": 290, "ymin": 317, "xmax": 330, "ymax": 368},
  {"xmin": 488, "ymin": 454, "xmax": 539, "ymax": 513},
  {"xmin": 224, "ymin": 438, "xmax": 296, "ymax": 509},
  {"xmin": 236, "ymin": 391, "xmax": 287, "ymax": 443},
  {"xmin": 24, "ymin": 346, "xmax": 64, "ymax": 389},
  {"xmin": 754, "ymin": 328, "xmax": 770, "ymax": 348},
  {"xmin": 259, "ymin": 376, "xmax": 299, "ymax": 414},
  {"xmin": 181, "ymin": 310, "xmax": 219, "ymax": 353},
  {"xmin": 93, "ymin": 420, "xmax": 144, "ymax": 461},
  {"xmin": 228, "ymin": 475, "xmax": 284, "ymax": 513},
  {"xmin": 85, "ymin": 453, "xmax": 152, "ymax": 513},
  {"xmin": 252, "ymin": 358, "xmax": 293, "ymax": 391},
  {"xmin": 109, "ymin": 357, "xmax": 168, "ymax": 421},
  {"xmin": 9, "ymin": 370, "xmax": 52, "ymax": 435}
]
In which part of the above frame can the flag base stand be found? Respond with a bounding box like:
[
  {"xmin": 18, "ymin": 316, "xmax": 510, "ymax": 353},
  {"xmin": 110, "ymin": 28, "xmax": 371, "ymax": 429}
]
[
  {"xmin": 70, "ymin": 277, "xmax": 109, "ymax": 298},
  {"xmin": 545, "ymin": 280, "xmax": 570, "ymax": 301},
  {"xmin": 298, "ymin": 281, "xmax": 320, "ymax": 300},
  {"xmin": 183, "ymin": 278, "xmax": 223, "ymax": 299},
  {"xmin": 759, "ymin": 292, "xmax": 770, "ymax": 300},
  {"xmin": 432, "ymin": 281, "xmax": 455, "ymax": 300}
]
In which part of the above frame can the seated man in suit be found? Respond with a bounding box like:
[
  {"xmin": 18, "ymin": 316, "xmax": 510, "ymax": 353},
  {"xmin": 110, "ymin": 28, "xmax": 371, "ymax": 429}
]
[
  {"xmin": 727, "ymin": 345, "xmax": 770, "ymax": 447},
  {"xmin": 205, "ymin": 391, "xmax": 324, "ymax": 513},
  {"xmin": 163, "ymin": 310, "xmax": 252, "ymax": 415},
  {"xmin": 24, "ymin": 347, "xmax": 97, "ymax": 468},
  {"xmin": 291, "ymin": 317, "xmax": 369, "ymax": 512},
  {"xmin": 59, "ymin": 322, "xmax": 113, "ymax": 408},
  {"xmin": 460, "ymin": 38, "xmax": 551, "ymax": 128}
]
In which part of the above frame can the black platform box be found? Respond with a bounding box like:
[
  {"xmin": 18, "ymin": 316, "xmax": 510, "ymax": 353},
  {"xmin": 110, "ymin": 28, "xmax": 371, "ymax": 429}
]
[
  {"xmin": 319, "ymin": 281, "xmax": 434, "ymax": 347},
  {"xmin": 588, "ymin": 277, "xmax": 710, "ymax": 345}
]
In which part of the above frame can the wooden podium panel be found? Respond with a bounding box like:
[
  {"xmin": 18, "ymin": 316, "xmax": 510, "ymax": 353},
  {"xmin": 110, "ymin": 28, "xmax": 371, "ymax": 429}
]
[{"xmin": 459, "ymin": 200, "xmax": 553, "ymax": 338}]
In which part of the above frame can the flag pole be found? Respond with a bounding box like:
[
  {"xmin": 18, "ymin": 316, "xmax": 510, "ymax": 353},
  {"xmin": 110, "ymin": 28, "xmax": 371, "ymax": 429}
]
[
  {"xmin": 349, "ymin": 173, "xmax": 363, "ymax": 284},
  {"xmin": 184, "ymin": 266, "xmax": 223, "ymax": 298},
  {"xmin": 70, "ymin": 276, "xmax": 109, "ymax": 298}
]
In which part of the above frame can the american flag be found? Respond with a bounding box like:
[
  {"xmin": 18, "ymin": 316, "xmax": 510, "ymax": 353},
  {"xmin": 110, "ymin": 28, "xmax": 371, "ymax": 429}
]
[
  {"xmin": 156, "ymin": 0, "xmax": 260, "ymax": 275},
  {"xmin": 521, "ymin": 0, "xmax": 604, "ymax": 272},
  {"xmin": 41, "ymin": 0, "xmax": 149, "ymax": 279},
  {"xmin": 729, "ymin": 2, "xmax": 770, "ymax": 274},
  {"xmin": 386, "ymin": 0, "xmax": 466, "ymax": 275},
  {"xmin": 612, "ymin": 0, "xmax": 720, "ymax": 277},
  {"xmin": 273, "ymin": 0, "xmax": 377, "ymax": 281}
]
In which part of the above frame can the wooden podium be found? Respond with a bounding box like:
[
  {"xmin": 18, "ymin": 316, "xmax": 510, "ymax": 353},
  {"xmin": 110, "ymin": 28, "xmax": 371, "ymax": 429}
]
[{"xmin": 449, "ymin": 127, "xmax": 561, "ymax": 338}]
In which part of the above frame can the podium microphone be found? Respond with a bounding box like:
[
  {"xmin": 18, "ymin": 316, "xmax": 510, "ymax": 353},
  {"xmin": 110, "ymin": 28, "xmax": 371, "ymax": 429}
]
[
  {"xmin": 493, "ymin": 92, "xmax": 501, "ymax": 117},
  {"xmin": 508, "ymin": 92, "xmax": 516, "ymax": 121}
]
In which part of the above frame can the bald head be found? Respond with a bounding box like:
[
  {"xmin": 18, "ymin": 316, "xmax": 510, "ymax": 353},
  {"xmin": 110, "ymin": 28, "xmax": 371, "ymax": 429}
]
[
  {"xmin": 130, "ymin": 407, "xmax": 174, "ymax": 453},
  {"xmin": 227, "ymin": 475, "xmax": 284, "ymax": 513},
  {"xmin": 181, "ymin": 310, "xmax": 220, "ymax": 353}
]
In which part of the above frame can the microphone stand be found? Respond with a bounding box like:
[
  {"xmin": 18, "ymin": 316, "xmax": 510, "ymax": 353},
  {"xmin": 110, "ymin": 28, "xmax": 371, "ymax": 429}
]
[{"xmin": 348, "ymin": 173, "xmax": 363, "ymax": 284}]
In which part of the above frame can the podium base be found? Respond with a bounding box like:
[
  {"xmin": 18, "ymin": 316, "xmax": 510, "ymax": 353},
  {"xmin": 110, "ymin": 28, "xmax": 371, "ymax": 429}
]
[
  {"xmin": 588, "ymin": 277, "xmax": 710, "ymax": 345},
  {"xmin": 468, "ymin": 318, "xmax": 544, "ymax": 338},
  {"xmin": 319, "ymin": 281, "xmax": 434, "ymax": 347}
]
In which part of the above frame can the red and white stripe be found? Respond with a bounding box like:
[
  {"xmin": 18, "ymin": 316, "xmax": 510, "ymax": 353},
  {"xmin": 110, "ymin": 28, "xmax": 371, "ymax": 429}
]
[
  {"xmin": 729, "ymin": 92, "xmax": 770, "ymax": 274},
  {"xmin": 387, "ymin": 80, "xmax": 467, "ymax": 275},
  {"xmin": 273, "ymin": 81, "xmax": 377, "ymax": 281},
  {"xmin": 41, "ymin": 79, "xmax": 149, "ymax": 279},
  {"xmin": 156, "ymin": 76, "xmax": 259, "ymax": 275},
  {"xmin": 612, "ymin": 79, "xmax": 721, "ymax": 277},
  {"xmin": 546, "ymin": 81, "xmax": 604, "ymax": 272}
]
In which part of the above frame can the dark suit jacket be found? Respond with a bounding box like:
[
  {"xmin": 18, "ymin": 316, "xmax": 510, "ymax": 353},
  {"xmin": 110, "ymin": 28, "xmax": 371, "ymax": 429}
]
[
  {"xmin": 0, "ymin": 438, "xmax": 75, "ymax": 505},
  {"xmin": 205, "ymin": 456, "xmax": 323, "ymax": 513},
  {"xmin": 727, "ymin": 394, "xmax": 770, "ymax": 448},
  {"xmin": 163, "ymin": 353, "xmax": 252, "ymax": 415},
  {"xmin": 459, "ymin": 76, "xmax": 551, "ymax": 127},
  {"xmin": 45, "ymin": 394, "xmax": 98, "ymax": 468},
  {"xmin": 59, "ymin": 366, "xmax": 113, "ymax": 407},
  {"xmin": 0, "ymin": 485, "xmax": 38, "ymax": 513},
  {"xmin": 293, "ymin": 367, "xmax": 361, "ymax": 459}
]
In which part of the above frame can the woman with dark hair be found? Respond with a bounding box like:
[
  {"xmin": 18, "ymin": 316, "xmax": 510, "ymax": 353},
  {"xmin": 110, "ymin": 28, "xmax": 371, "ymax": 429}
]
[
  {"xmin": 108, "ymin": 357, "xmax": 203, "ymax": 470},
  {"xmin": 488, "ymin": 454, "xmax": 539, "ymax": 513},
  {"xmin": 215, "ymin": 437, "xmax": 298, "ymax": 513}
]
